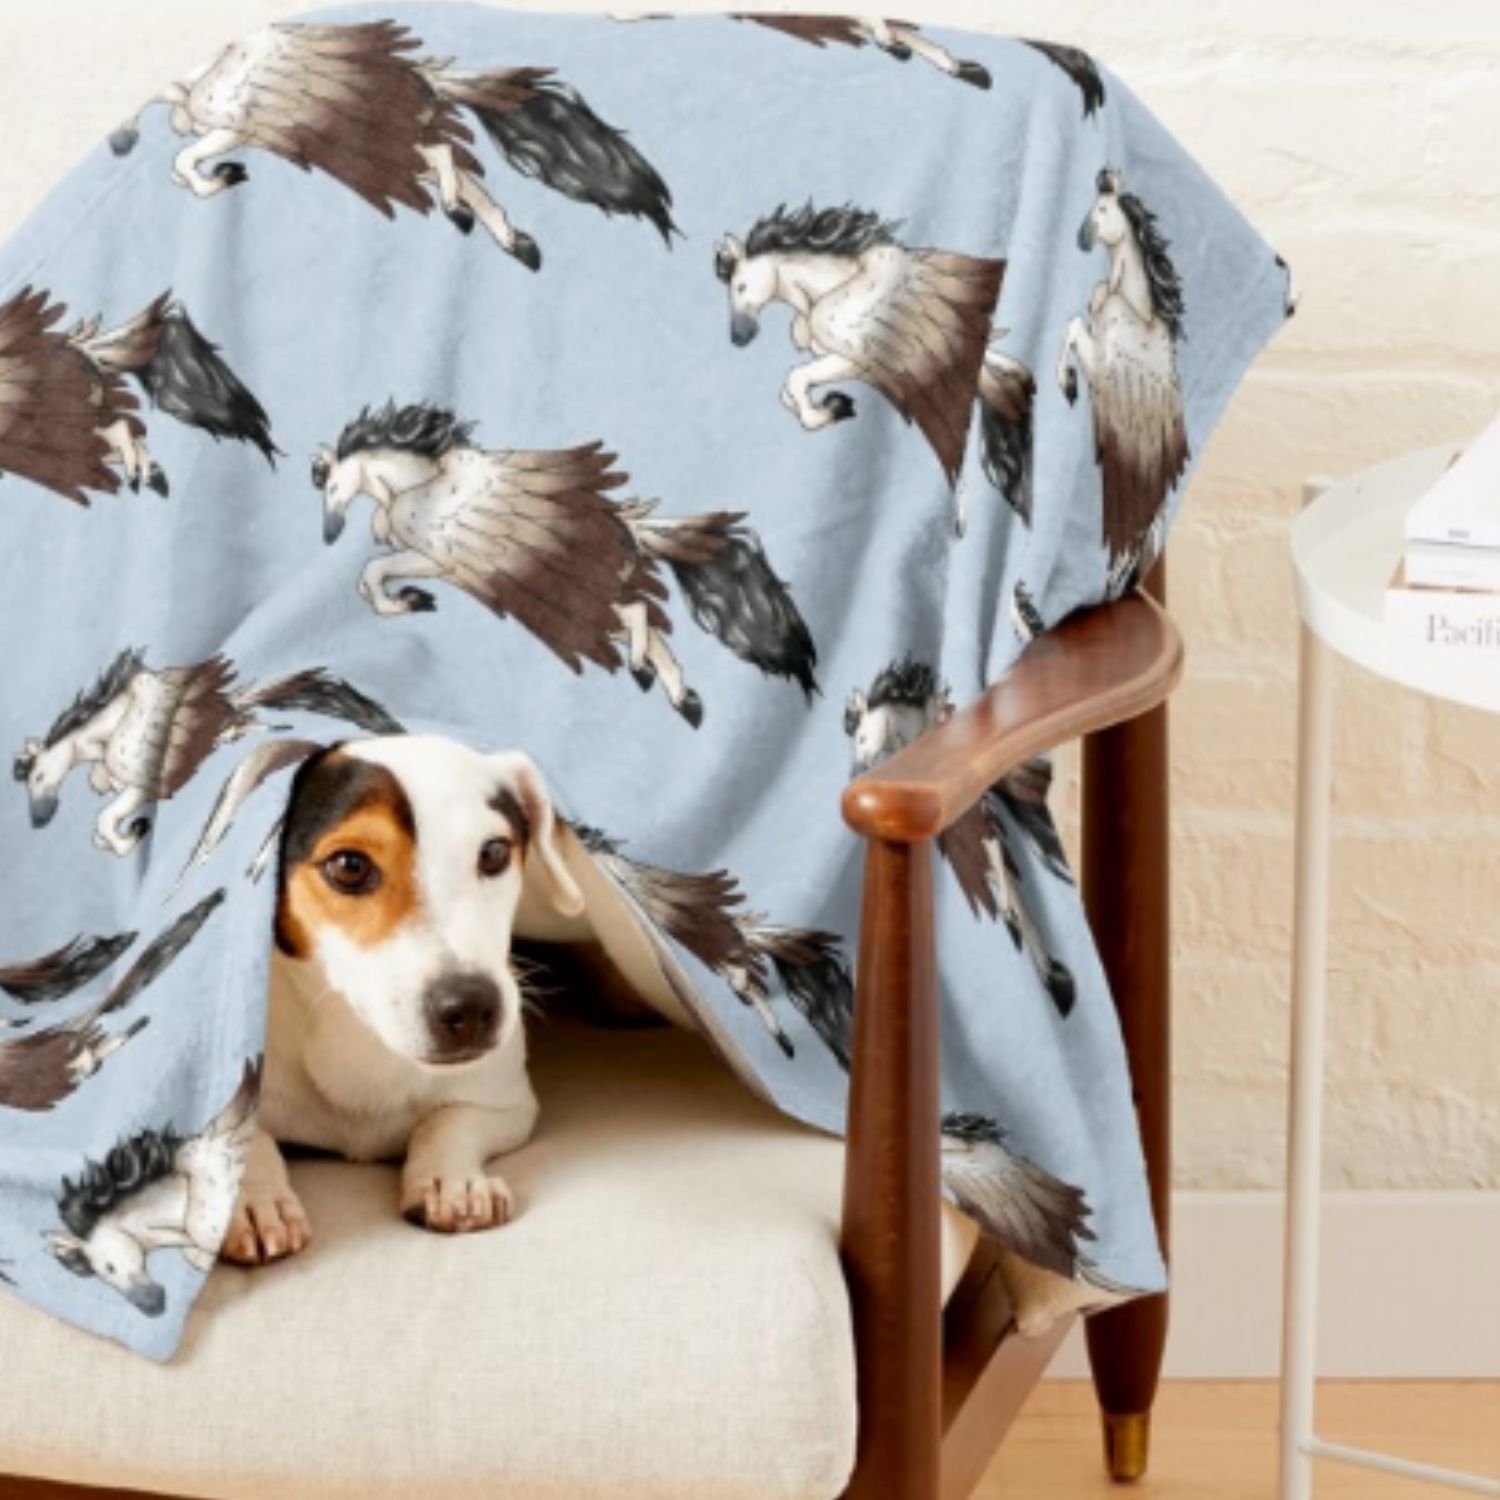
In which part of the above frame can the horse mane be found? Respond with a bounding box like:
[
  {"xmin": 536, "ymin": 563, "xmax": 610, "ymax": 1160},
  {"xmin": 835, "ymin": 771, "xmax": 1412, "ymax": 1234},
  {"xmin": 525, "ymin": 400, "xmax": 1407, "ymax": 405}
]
[
  {"xmin": 57, "ymin": 1127, "xmax": 182, "ymax": 1239},
  {"xmin": 39, "ymin": 648, "xmax": 146, "ymax": 756},
  {"xmin": 334, "ymin": 400, "xmax": 475, "ymax": 462},
  {"xmin": 744, "ymin": 202, "xmax": 900, "ymax": 261},
  {"xmin": 864, "ymin": 655, "xmax": 946, "ymax": 714},
  {"xmin": 1104, "ymin": 174, "xmax": 1185, "ymax": 339},
  {"xmin": 567, "ymin": 820, "xmax": 620, "ymax": 859},
  {"xmin": 940, "ymin": 1111, "xmax": 1005, "ymax": 1146}
]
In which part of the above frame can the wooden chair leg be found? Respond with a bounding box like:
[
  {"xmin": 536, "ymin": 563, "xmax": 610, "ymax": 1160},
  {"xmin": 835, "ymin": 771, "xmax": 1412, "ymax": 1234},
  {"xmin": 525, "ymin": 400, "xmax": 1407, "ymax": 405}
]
[
  {"xmin": 1080, "ymin": 686, "xmax": 1172, "ymax": 1485},
  {"xmin": 840, "ymin": 837, "xmax": 942, "ymax": 1500}
]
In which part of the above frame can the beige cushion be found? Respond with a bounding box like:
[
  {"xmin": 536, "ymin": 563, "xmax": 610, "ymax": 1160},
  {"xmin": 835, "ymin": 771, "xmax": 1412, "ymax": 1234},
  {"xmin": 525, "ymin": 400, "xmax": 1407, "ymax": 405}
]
[{"xmin": 3, "ymin": 1021, "xmax": 977, "ymax": 1500}]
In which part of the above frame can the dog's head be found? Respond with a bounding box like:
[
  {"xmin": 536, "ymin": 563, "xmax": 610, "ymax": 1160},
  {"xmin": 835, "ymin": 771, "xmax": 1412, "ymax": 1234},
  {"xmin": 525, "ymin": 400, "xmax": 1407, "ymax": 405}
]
[{"xmin": 275, "ymin": 737, "xmax": 584, "ymax": 1068}]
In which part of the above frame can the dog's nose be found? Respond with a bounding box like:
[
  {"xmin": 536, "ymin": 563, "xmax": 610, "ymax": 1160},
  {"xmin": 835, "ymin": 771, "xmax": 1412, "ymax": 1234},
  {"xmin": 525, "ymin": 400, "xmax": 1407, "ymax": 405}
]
[{"xmin": 423, "ymin": 972, "xmax": 502, "ymax": 1059}]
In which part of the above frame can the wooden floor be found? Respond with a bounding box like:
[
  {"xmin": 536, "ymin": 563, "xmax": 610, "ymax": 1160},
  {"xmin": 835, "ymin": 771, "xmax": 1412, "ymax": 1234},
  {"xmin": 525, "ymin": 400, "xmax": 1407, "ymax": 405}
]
[{"xmin": 978, "ymin": 1382, "xmax": 1499, "ymax": 1499}]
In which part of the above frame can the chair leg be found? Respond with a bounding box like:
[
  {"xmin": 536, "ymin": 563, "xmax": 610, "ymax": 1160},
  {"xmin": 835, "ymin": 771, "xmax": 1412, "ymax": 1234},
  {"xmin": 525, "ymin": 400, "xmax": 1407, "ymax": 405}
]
[
  {"xmin": 840, "ymin": 837, "xmax": 942, "ymax": 1500},
  {"xmin": 1081, "ymin": 692, "xmax": 1172, "ymax": 1485}
]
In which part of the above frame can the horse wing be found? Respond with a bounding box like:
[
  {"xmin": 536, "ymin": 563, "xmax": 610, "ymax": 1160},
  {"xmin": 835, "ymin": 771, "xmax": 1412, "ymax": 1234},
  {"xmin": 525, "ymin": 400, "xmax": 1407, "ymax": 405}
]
[
  {"xmin": 178, "ymin": 737, "xmax": 322, "ymax": 877},
  {"xmin": 153, "ymin": 657, "xmax": 244, "ymax": 798},
  {"xmin": 0, "ymin": 286, "xmax": 136, "ymax": 505},
  {"xmin": 90, "ymin": 890, "xmax": 226, "ymax": 1020},
  {"xmin": 606, "ymin": 854, "xmax": 747, "ymax": 975},
  {"xmin": 0, "ymin": 930, "xmax": 137, "ymax": 1006},
  {"xmin": 941, "ymin": 1114, "xmax": 1094, "ymax": 1279},
  {"xmin": 738, "ymin": 14, "xmax": 869, "ymax": 48},
  {"xmin": 390, "ymin": 443, "xmax": 641, "ymax": 675},
  {"xmin": 1090, "ymin": 317, "xmax": 1189, "ymax": 563},
  {"xmin": 938, "ymin": 800, "xmax": 1002, "ymax": 921},
  {"xmin": 814, "ymin": 246, "xmax": 1004, "ymax": 486},
  {"xmin": 219, "ymin": 21, "xmax": 468, "ymax": 216}
]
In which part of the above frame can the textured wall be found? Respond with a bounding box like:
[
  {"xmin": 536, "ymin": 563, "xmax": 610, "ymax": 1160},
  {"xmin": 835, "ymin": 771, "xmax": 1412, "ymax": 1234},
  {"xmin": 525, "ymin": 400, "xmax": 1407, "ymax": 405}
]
[{"xmin": 2, "ymin": 1, "xmax": 1496, "ymax": 1190}]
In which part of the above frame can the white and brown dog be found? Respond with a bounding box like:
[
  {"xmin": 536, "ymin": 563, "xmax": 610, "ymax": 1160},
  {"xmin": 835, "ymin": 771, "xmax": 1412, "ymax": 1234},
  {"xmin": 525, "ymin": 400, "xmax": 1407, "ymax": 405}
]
[{"xmin": 222, "ymin": 735, "xmax": 683, "ymax": 1264}]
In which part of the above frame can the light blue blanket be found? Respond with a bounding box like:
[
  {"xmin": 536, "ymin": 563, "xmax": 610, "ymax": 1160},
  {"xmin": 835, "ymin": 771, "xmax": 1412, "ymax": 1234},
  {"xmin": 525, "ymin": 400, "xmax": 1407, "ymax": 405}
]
[{"xmin": 0, "ymin": 2, "xmax": 1289, "ymax": 1358}]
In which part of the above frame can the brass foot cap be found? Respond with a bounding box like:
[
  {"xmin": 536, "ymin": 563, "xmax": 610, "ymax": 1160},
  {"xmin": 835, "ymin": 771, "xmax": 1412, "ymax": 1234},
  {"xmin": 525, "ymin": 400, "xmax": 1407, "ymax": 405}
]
[{"xmin": 1102, "ymin": 1411, "xmax": 1151, "ymax": 1483}]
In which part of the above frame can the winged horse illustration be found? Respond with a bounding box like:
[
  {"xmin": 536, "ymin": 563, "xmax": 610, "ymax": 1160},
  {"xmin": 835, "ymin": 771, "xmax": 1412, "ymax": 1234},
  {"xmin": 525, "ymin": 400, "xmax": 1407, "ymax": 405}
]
[
  {"xmin": 0, "ymin": 891, "xmax": 224, "ymax": 1112},
  {"xmin": 0, "ymin": 286, "xmax": 276, "ymax": 507},
  {"xmin": 46, "ymin": 1056, "xmax": 260, "ymax": 1315},
  {"xmin": 845, "ymin": 657, "xmax": 1077, "ymax": 1016},
  {"xmin": 314, "ymin": 401, "xmax": 819, "ymax": 728},
  {"xmin": 1057, "ymin": 168, "xmax": 1189, "ymax": 589},
  {"xmin": 13, "ymin": 649, "xmax": 402, "ymax": 856},
  {"xmin": 571, "ymin": 822, "xmax": 853, "ymax": 1062},
  {"xmin": 715, "ymin": 203, "xmax": 1036, "ymax": 528},
  {"xmin": 109, "ymin": 20, "xmax": 677, "ymax": 272}
]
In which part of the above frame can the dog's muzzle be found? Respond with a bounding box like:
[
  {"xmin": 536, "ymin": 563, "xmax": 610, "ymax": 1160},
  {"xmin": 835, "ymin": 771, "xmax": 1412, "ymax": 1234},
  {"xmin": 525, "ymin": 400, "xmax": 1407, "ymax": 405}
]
[
  {"xmin": 28, "ymin": 792, "xmax": 58, "ymax": 828},
  {"xmin": 730, "ymin": 312, "xmax": 760, "ymax": 347},
  {"xmin": 422, "ymin": 971, "xmax": 502, "ymax": 1064}
]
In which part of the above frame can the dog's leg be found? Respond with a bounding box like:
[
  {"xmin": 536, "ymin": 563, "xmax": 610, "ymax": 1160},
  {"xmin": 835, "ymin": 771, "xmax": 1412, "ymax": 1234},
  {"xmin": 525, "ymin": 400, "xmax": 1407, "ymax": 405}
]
[
  {"xmin": 401, "ymin": 1103, "xmax": 533, "ymax": 1234},
  {"xmin": 221, "ymin": 1129, "xmax": 312, "ymax": 1265}
]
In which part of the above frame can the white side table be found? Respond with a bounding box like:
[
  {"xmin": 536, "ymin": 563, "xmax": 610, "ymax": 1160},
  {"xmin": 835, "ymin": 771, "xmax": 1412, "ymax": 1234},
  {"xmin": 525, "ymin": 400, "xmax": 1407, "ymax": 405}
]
[{"xmin": 1280, "ymin": 444, "xmax": 1500, "ymax": 1500}]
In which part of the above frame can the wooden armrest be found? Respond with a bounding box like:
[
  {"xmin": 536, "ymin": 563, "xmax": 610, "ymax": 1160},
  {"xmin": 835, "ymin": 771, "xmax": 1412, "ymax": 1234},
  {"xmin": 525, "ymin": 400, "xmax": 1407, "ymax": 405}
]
[{"xmin": 841, "ymin": 591, "xmax": 1184, "ymax": 843}]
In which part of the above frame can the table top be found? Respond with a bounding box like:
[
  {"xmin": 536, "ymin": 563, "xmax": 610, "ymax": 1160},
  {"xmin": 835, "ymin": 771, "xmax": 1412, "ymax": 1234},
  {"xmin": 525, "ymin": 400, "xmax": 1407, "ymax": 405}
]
[{"xmin": 1291, "ymin": 442, "xmax": 1500, "ymax": 714}]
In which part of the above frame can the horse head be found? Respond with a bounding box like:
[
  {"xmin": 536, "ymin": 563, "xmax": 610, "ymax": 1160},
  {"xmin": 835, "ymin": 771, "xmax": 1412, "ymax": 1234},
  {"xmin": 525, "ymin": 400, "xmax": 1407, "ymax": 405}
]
[
  {"xmin": 312, "ymin": 444, "xmax": 367, "ymax": 545},
  {"xmin": 14, "ymin": 737, "xmax": 69, "ymax": 827},
  {"xmin": 714, "ymin": 235, "xmax": 776, "ymax": 347},
  {"xmin": 1078, "ymin": 166, "xmax": 1128, "ymax": 252},
  {"xmin": 46, "ymin": 1226, "xmax": 166, "ymax": 1317}
]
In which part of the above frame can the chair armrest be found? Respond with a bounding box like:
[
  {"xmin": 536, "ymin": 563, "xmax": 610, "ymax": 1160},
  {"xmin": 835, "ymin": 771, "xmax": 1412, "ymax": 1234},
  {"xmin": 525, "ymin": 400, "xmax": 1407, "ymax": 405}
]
[{"xmin": 841, "ymin": 592, "xmax": 1184, "ymax": 843}]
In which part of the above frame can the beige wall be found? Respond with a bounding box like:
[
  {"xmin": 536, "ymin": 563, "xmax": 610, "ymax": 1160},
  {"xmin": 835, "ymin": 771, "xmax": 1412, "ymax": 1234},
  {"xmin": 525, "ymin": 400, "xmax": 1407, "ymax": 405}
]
[{"xmin": 3, "ymin": 2, "xmax": 1496, "ymax": 1192}]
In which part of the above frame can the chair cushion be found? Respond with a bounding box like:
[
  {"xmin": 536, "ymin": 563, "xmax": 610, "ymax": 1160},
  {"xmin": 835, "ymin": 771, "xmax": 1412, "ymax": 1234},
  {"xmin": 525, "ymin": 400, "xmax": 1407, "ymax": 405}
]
[{"xmin": 3, "ymin": 1020, "xmax": 978, "ymax": 1500}]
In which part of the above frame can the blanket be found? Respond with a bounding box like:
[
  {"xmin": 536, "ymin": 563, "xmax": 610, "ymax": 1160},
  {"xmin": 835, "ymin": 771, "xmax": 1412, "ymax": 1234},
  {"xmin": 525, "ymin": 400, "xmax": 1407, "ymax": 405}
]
[{"xmin": 0, "ymin": 1, "xmax": 1291, "ymax": 1358}]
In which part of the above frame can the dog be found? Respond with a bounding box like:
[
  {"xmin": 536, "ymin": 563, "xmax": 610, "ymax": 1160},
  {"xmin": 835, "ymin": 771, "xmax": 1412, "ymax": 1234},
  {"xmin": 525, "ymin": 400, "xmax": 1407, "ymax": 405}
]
[{"xmin": 222, "ymin": 735, "xmax": 688, "ymax": 1264}]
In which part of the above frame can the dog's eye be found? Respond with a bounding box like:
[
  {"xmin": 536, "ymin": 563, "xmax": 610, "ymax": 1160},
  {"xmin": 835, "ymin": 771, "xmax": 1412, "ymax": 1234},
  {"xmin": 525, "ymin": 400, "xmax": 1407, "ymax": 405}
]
[
  {"xmin": 321, "ymin": 849, "xmax": 379, "ymax": 895},
  {"xmin": 477, "ymin": 837, "xmax": 512, "ymax": 878}
]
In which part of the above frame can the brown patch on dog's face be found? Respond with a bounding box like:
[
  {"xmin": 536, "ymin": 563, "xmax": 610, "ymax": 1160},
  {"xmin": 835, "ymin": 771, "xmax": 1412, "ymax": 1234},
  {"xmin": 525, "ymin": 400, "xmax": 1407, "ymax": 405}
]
[{"xmin": 276, "ymin": 748, "xmax": 420, "ymax": 959}]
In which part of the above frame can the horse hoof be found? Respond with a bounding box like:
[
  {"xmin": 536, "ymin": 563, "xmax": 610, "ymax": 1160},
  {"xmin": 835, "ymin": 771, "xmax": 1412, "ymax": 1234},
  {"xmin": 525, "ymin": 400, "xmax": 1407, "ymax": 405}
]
[
  {"xmin": 147, "ymin": 465, "xmax": 169, "ymax": 498},
  {"xmin": 630, "ymin": 663, "xmax": 656, "ymax": 692},
  {"xmin": 957, "ymin": 60, "xmax": 992, "ymax": 89},
  {"xmin": 510, "ymin": 233, "xmax": 542, "ymax": 272},
  {"xmin": 824, "ymin": 391, "xmax": 856, "ymax": 423},
  {"xmin": 885, "ymin": 41, "xmax": 913, "ymax": 60},
  {"xmin": 1046, "ymin": 962, "xmax": 1076, "ymax": 1018},
  {"xmin": 108, "ymin": 128, "xmax": 140, "ymax": 157},
  {"xmin": 677, "ymin": 689, "xmax": 704, "ymax": 729},
  {"xmin": 397, "ymin": 587, "xmax": 437, "ymax": 613},
  {"xmin": 128, "ymin": 473, "xmax": 141, "ymax": 494},
  {"xmin": 126, "ymin": 817, "xmax": 152, "ymax": 842},
  {"xmin": 1063, "ymin": 370, "xmax": 1078, "ymax": 406},
  {"xmin": 214, "ymin": 161, "xmax": 248, "ymax": 187},
  {"xmin": 447, "ymin": 203, "xmax": 476, "ymax": 235}
]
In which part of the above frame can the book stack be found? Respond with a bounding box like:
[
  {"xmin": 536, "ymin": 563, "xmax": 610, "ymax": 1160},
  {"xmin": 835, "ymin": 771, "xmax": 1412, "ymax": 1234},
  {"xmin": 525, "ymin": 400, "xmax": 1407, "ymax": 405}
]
[{"xmin": 1386, "ymin": 415, "xmax": 1500, "ymax": 650}]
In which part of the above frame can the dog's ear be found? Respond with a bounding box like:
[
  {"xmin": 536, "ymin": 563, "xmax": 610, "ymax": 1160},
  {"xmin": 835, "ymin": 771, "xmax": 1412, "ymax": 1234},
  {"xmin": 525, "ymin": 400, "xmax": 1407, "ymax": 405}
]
[{"xmin": 490, "ymin": 752, "xmax": 585, "ymax": 917}]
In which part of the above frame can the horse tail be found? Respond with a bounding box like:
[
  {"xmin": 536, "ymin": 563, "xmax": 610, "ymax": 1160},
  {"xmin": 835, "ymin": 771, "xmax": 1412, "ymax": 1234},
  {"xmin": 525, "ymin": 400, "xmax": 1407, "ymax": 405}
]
[
  {"xmin": 763, "ymin": 931, "xmax": 853, "ymax": 1071},
  {"xmin": 648, "ymin": 517, "xmax": 820, "ymax": 700},
  {"xmin": 443, "ymin": 72, "xmax": 678, "ymax": 244},
  {"xmin": 233, "ymin": 669, "xmax": 404, "ymax": 736},
  {"xmin": 977, "ymin": 350, "xmax": 1036, "ymax": 525}
]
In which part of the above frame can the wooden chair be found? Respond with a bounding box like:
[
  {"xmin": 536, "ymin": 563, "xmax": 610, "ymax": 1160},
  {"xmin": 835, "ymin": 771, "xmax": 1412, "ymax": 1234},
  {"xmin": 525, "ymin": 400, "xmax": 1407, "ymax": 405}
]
[
  {"xmin": 5, "ymin": 576, "xmax": 1181, "ymax": 1500},
  {"xmin": 839, "ymin": 571, "xmax": 1181, "ymax": 1500}
]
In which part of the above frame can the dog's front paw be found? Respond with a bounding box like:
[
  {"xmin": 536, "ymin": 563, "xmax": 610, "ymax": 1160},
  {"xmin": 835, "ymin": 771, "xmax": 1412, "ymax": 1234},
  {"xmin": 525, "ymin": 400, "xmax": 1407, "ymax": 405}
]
[
  {"xmin": 402, "ymin": 1173, "xmax": 515, "ymax": 1234},
  {"xmin": 221, "ymin": 1184, "xmax": 312, "ymax": 1265}
]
